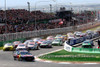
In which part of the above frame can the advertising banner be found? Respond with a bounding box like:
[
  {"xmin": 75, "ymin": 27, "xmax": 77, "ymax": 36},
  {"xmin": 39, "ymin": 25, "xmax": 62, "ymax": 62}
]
[
  {"xmin": 64, "ymin": 41, "xmax": 72, "ymax": 52},
  {"xmin": 72, "ymin": 47, "xmax": 100, "ymax": 53}
]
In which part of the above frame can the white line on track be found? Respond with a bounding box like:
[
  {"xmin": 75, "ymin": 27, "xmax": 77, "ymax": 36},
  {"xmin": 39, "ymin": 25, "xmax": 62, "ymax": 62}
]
[
  {"xmin": 36, "ymin": 48, "xmax": 63, "ymax": 57},
  {"xmin": 58, "ymin": 62, "xmax": 71, "ymax": 64},
  {"xmin": 84, "ymin": 63, "xmax": 99, "ymax": 64},
  {"xmin": 43, "ymin": 61, "xmax": 53, "ymax": 63}
]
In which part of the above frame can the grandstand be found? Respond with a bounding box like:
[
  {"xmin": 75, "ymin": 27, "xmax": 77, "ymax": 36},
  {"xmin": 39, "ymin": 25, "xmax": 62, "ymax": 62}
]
[{"xmin": 0, "ymin": 8, "xmax": 97, "ymax": 34}]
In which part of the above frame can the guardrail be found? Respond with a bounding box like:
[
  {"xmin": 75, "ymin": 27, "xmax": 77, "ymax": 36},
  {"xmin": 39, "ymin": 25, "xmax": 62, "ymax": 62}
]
[
  {"xmin": 0, "ymin": 22, "xmax": 100, "ymax": 42},
  {"xmin": 64, "ymin": 36, "xmax": 100, "ymax": 53}
]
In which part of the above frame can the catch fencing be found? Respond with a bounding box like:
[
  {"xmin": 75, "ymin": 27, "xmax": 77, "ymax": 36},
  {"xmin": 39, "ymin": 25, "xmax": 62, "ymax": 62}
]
[{"xmin": 0, "ymin": 21, "xmax": 100, "ymax": 42}]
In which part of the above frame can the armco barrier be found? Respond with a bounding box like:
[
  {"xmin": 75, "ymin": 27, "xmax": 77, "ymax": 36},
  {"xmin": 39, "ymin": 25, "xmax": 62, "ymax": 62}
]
[
  {"xmin": 64, "ymin": 42, "xmax": 72, "ymax": 52},
  {"xmin": 0, "ymin": 22, "xmax": 100, "ymax": 42}
]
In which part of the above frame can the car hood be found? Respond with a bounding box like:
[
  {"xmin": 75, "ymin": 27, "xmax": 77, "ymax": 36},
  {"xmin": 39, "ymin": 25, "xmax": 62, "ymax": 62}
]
[
  {"xmin": 4, "ymin": 46, "xmax": 13, "ymax": 48},
  {"xmin": 28, "ymin": 45, "xmax": 34, "ymax": 47},
  {"xmin": 52, "ymin": 41, "xmax": 60, "ymax": 43},
  {"xmin": 21, "ymin": 55, "xmax": 33, "ymax": 57}
]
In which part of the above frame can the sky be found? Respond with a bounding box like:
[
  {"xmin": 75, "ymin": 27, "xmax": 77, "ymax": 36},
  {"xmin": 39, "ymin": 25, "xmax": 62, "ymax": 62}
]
[{"xmin": 0, "ymin": 0, "xmax": 100, "ymax": 7}]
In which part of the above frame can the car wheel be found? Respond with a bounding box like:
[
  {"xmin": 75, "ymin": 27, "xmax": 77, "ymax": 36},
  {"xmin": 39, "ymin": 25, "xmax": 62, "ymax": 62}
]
[
  {"xmin": 18, "ymin": 57, "xmax": 22, "ymax": 61},
  {"xmin": 14, "ymin": 57, "xmax": 16, "ymax": 60},
  {"xmin": 36, "ymin": 46, "xmax": 39, "ymax": 50},
  {"xmin": 50, "ymin": 46, "xmax": 52, "ymax": 48}
]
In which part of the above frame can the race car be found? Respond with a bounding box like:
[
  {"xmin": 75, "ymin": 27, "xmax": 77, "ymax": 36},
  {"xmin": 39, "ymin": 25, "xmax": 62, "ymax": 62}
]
[
  {"xmin": 55, "ymin": 35, "xmax": 63, "ymax": 39},
  {"xmin": 82, "ymin": 40, "xmax": 94, "ymax": 48},
  {"xmin": 27, "ymin": 42, "xmax": 39, "ymax": 50},
  {"xmin": 40, "ymin": 40, "xmax": 52, "ymax": 48},
  {"xmin": 38, "ymin": 39, "xmax": 46, "ymax": 45},
  {"xmin": 16, "ymin": 43, "xmax": 27, "ymax": 50},
  {"xmin": 63, "ymin": 35, "xmax": 67, "ymax": 40},
  {"xmin": 67, "ymin": 33, "xmax": 75, "ymax": 39},
  {"xmin": 24, "ymin": 40, "xmax": 34, "ymax": 45},
  {"xmin": 74, "ymin": 31, "xmax": 86, "ymax": 37},
  {"xmin": 13, "ymin": 41, "xmax": 22, "ymax": 48},
  {"xmin": 13, "ymin": 50, "xmax": 34, "ymax": 61},
  {"xmin": 52, "ymin": 39, "xmax": 63, "ymax": 46},
  {"xmin": 3, "ymin": 43, "xmax": 14, "ymax": 51},
  {"xmin": 32, "ymin": 38, "xmax": 42, "ymax": 42},
  {"xmin": 46, "ymin": 36, "xmax": 55, "ymax": 41}
]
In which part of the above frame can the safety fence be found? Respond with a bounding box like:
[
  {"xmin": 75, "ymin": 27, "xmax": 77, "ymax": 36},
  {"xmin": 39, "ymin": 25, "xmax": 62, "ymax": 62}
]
[{"xmin": 0, "ymin": 21, "xmax": 100, "ymax": 42}]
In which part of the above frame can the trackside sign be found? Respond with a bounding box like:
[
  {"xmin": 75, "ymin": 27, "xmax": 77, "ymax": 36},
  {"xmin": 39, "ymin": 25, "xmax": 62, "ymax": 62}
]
[
  {"xmin": 64, "ymin": 41, "xmax": 72, "ymax": 52},
  {"xmin": 72, "ymin": 47, "xmax": 100, "ymax": 53},
  {"xmin": 64, "ymin": 41, "xmax": 100, "ymax": 53}
]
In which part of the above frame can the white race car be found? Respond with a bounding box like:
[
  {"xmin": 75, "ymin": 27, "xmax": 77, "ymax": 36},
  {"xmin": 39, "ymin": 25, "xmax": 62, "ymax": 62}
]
[
  {"xmin": 16, "ymin": 43, "xmax": 27, "ymax": 50},
  {"xmin": 32, "ymin": 38, "xmax": 42, "ymax": 42}
]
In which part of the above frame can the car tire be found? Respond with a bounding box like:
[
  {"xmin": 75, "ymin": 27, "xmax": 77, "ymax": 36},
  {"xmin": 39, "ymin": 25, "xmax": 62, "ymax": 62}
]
[
  {"xmin": 14, "ymin": 57, "xmax": 16, "ymax": 60},
  {"xmin": 50, "ymin": 46, "xmax": 52, "ymax": 48},
  {"xmin": 18, "ymin": 57, "xmax": 22, "ymax": 61},
  {"xmin": 36, "ymin": 46, "xmax": 39, "ymax": 50}
]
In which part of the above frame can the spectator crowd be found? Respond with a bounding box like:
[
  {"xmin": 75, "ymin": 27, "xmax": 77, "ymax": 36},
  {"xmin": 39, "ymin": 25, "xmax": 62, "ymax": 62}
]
[{"xmin": 0, "ymin": 9, "xmax": 96, "ymax": 34}]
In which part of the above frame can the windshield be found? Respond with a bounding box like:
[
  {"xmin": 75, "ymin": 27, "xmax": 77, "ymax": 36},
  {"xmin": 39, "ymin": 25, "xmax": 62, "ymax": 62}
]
[
  {"xmin": 19, "ymin": 45, "xmax": 25, "ymax": 47},
  {"xmin": 42, "ymin": 41, "xmax": 50, "ymax": 44},
  {"xmin": 56, "ymin": 35, "xmax": 62, "ymax": 37},
  {"xmin": 20, "ymin": 52, "xmax": 32, "ymax": 55},
  {"xmin": 84, "ymin": 41, "xmax": 90, "ymax": 43},
  {"xmin": 84, "ymin": 42, "xmax": 90, "ymax": 43},
  {"xmin": 5, "ymin": 43, "xmax": 12, "ymax": 46},
  {"xmin": 29, "ymin": 44, "xmax": 34, "ymax": 45},
  {"xmin": 54, "ymin": 40, "xmax": 60, "ymax": 42}
]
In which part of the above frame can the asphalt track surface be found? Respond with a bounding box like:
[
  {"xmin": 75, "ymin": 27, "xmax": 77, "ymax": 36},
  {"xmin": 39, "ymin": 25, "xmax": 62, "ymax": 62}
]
[{"xmin": 0, "ymin": 43, "xmax": 100, "ymax": 67}]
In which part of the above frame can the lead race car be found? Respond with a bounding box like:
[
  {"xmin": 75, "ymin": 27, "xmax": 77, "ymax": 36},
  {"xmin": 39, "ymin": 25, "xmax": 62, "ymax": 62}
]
[{"xmin": 13, "ymin": 50, "xmax": 34, "ymax": 61}]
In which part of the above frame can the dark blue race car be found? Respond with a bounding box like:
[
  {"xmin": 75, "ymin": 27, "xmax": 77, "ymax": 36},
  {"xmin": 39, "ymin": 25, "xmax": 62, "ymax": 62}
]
[{"xmin": 13, "ymin": 50, "xmax": 34, "ymax": 61}]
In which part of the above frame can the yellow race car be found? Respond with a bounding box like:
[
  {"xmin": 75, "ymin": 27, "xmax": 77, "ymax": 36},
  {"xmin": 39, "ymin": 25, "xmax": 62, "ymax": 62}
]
[{"xmin": 3, "ymin": 43, "xmax": 14, "ymax": 51}]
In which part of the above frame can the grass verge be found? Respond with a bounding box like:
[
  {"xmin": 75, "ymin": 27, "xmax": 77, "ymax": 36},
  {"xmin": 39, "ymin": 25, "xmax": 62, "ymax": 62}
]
[
  {"xmin": 0, "ymin": 47, "xmax": 3, "ymax": 50},
  {"xmin": 39, "ymin": 49, "xmax": 100, "ymax": 62}
]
